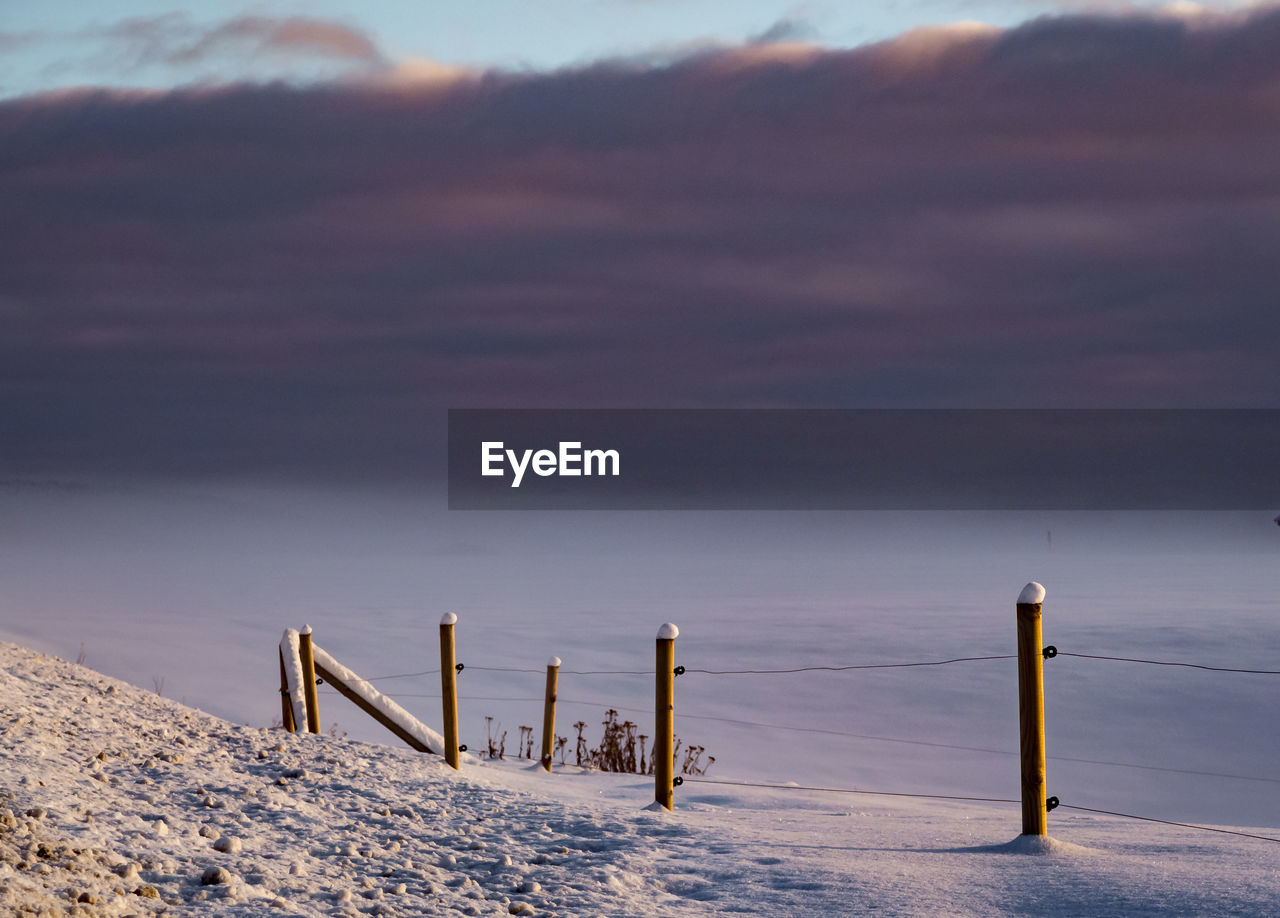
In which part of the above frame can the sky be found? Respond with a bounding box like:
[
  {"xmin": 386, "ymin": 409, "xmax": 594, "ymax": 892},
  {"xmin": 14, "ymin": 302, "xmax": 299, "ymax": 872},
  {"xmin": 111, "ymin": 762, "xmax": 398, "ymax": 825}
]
[
  {"xmin": 3, "ymin": 1, "xmax": 1280, "ymax": 485},
  {"xmin": 3, "ymin": 1, "xmax": 1239, "ymax": 96}
]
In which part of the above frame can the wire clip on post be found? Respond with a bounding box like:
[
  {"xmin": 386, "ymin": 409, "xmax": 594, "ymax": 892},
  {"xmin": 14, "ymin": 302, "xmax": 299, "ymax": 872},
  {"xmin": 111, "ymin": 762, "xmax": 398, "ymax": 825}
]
[
  {"xmin": 673, "ymin": 776, "xmax": 684, "ymax": 787},
  {"xmin": 1042, "ymin": 646, "xmax": 1057, "ymax": 659},
  {"xmin": 455, "ymin": 663, "xmax": 465, "ymax": 673},
  {"xmin": 1046, "ymin": 796, "xmax": 1060, "ymax": 811},
  {"xmin": 674, "ymin": 666, "xmax": 686, "ymax": 677}
]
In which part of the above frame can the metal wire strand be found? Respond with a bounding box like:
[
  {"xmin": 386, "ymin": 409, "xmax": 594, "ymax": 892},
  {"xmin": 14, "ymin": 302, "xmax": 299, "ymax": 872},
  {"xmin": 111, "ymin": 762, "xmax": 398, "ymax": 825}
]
[
  {"xmin": 1058, "ymin": 804, "xmax": 1280, "ymax": 844},
  {"xmin": 684, "ymin": 655, "xmax": 1016, "ymax": 675},
  {"xmin": 1057, "ymin": 652, "xmax": 1280, "ymax": 675},
  {"xmin": 682, "ymin": 776, "xmax": 1018, "ymax": 804}
]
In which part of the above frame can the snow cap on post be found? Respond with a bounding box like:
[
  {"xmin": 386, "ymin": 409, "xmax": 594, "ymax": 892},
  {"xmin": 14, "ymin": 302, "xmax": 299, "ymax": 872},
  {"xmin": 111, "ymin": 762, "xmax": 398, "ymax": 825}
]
[
  {"xmin": 657, "ymin": 622, "xmax": 679, "ymax": 640},
  {"xmin": 301, "ymin": 624, "xmax": 312, "ymax": 635},
  {"xmin": 440, "ymin": 612, "xmax": 458, "ymax": 626},
  {"xmin": 548, "ymin": 656, "xmax": 562, "ymax": 667},
  {"xmin": 1018, "ymin": 582, "xmax": 1046, "ymax": 605}
]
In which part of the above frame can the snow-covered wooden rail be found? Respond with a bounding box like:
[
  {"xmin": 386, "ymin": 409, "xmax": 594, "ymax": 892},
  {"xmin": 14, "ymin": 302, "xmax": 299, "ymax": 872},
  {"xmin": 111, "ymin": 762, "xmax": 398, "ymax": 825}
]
[{"xmin": 279, "ymin": 627, "xmax": 445, "ymax": 755}]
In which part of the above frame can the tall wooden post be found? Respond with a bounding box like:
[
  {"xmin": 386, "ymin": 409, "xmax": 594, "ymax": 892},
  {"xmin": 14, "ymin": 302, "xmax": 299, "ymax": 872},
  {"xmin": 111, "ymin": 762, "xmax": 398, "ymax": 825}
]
[
  {"xmin": 540, "ymin": 657, "xmax": 560, "ymax": 772},
  {"xmin": 440, "ymin": 613, "xmax": 460, "ymax": 769},
  {"xmin": 278, "ymin": 646, "xmax": 296, "ymax": 733},
  {"xmin": 655, "ymin": 623, "xmax": 678, "ymax": 811},
  {"xmin": 1017, "ymin": 582, "xmax": 1048, "ymax": 836},
  {"xmin": 298, "ymin": 625, "xmax": 321, "ymax": 734}
]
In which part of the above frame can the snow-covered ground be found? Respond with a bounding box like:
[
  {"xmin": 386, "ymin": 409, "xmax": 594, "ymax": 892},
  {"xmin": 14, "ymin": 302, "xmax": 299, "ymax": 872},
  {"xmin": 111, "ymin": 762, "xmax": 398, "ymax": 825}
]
[{"xmin": 3, "ymin": 640, "xmax": 1279, "ymax": 917}]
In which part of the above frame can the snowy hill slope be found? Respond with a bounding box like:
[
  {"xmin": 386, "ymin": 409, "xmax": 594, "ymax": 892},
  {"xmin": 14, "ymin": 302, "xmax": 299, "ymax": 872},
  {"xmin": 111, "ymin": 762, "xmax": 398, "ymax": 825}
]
[{"xmin": 2, "ymin": 641, "xmax": 1278, "ymax": 917}]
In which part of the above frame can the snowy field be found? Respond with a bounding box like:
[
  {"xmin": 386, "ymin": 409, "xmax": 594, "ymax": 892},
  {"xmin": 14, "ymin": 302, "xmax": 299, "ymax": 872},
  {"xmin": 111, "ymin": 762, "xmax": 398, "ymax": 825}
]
[
  {"xmin": 3, "ymin": 640, "xmax": 1280, "ymax": 917},
  {"xmin": 1, "ymin": 485, "xmax": 1279, "ymax": 915}
]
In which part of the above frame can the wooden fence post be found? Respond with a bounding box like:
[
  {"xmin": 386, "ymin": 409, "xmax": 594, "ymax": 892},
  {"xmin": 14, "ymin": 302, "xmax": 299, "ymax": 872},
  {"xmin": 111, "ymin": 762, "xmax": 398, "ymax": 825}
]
[
  {"xmin": 278, "ymin": 646, "xmax": 296, "ymax": 733},
  {"xmin": 298, "ymin": 624, "xmax": 321, "ymax": 734},
  {"xmin": 540, "ymin": 656, "xmax": 560, "ymax": 772},
  {"xmin": 655, "ymin": 623, "xmax": 678, "ymax": 811},
  {"xmin": 1017, "ymin": 582, "xmax": 1048, "ymax": 836},
  {"xmin": 440, "ymin": 613, "xmax": 461, "ymax": 769}
]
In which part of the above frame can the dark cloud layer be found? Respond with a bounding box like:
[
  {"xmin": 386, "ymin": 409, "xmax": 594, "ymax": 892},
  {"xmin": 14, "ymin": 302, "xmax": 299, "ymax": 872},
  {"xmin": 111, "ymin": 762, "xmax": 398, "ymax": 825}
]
[{"xmin": 3, "ymin": 9, "xmax": 1280, "ymax": 481}]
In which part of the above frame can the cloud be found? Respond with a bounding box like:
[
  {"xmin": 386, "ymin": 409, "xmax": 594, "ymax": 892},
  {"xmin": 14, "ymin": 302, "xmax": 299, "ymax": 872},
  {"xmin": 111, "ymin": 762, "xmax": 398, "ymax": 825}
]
[
  {"xmin": 0, "ymin": 31, "xmax": 40, "ymax": 53},
  {"xmin": 751, "ymin": 17, "xmax": 821, "ymax": 45},
  {"xmin": 1, "ymin": 6, "xmax": 1279, "ymax": 480},
  {"xmin": 164, "ymin": 15, "xmax": 386, "ymax": 65},
  {"xmin": 378, "ymin": 56, "xmax": 479, "ymax": 86},
  {"xmin": 80, "ymin": 13, "xmax": 386, "ymax": 74}
]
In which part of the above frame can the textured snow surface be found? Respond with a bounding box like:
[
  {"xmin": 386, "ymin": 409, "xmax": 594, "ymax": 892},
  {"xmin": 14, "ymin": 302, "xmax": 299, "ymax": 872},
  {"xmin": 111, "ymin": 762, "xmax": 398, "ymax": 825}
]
[{"xmin": 3, "ymin": 641, "xmax": 1280, "ymax": 917}]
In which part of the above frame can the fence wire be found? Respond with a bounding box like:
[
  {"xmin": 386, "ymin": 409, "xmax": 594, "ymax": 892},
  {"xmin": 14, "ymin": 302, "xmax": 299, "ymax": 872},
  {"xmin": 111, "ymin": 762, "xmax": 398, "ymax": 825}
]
[
  {"xmin": 682, "ymin": 779, "xmax": 1280, "ymax": 844},
  {"xmin": 335, "ymin": 648, "xmax": 1280, "ymax": 685},
  {"xmin": 1057, "ymin": 652, "xmax": 1280, "ymax": 675}
]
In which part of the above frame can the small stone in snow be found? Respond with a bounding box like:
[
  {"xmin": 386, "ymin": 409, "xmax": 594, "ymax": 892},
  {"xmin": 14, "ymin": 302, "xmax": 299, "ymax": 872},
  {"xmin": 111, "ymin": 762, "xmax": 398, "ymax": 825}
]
[
  {"xmin": 509, "ymin": 904, "xmax": 535, "ymax": 915},
  {"xmin": 77, "ymin": 892, "xmax": 97, "ymax": 904},
  {"xmin": 199, "ymin": 825, "xmax": 220, "ymax": 839},
  {"xmin": 201, "ymin": 867, "xmax": 232, "ymax": 886},
  {"xmin": 519, "ymin": 880, "xmax": 542, "ymax": 894},
  {"xmin": 213, "ymin": 837, "xmax": 242, "ymax": 854},
  {"xmin": 135, "ymin": 885, "xmax": 161, "ymax": 898}
]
